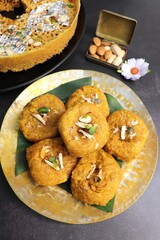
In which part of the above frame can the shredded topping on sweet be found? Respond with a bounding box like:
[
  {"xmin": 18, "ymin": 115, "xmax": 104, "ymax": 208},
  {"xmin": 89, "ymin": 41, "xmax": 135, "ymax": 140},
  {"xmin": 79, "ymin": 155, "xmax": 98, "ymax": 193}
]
[
  {"xmin": 76, "ymin": 114, "xmax": 98, "ymax": 148},
  {"xmin": 86, "ymin": 164, "xmax": 96, "ymax": 179},
  {"xmin": 112, "ymin": 119, "xmax": 139, "ymax": 140},
  {"xmin": 58, "ymin": 152, "xmax": 64, "ymax": 169},
  {"xmin": 86, "ymin": 164, "xmax": 103, "ymax": 182},
  {"xmin": 40, "ymin": 145, "xmax": 50, "ymax": 159},
  {"xmin": 121, "ymin": 125, "xmax": 127, "ymax": 140},
  {"xmin": 81, "ymin": 93, "xmax": 101, "ymax": 105},
  {"xmin": 131, "ymin": 120, "xmax": 139, "ymax": 126},
  {"xmin": 38, "ymin": 107, "xmax": 50, "ymax": 114},
  {"xmin": 43, "ymin": 152, "xmax": 64, "ymax": 171},
  {"xmin": 75, "ymin": 121, "xmax": 92, "ymax": 129},
  {"xmin": 78, "ymin": 129, "xmax": 94, "ymax": 139},
  {"xmin": 78, "ymin": 115, "xmax": 92, "ymax": 123},
  {"xmin": 32, "ymin": 113, "xmax": 46, "ymax": 125},
  {"xmin": 95, "ymin": 142, "xmax": 99, "ymax": 149},
  {"xmin": 44, "ymin": 159, "xmax": 60, "ymax": 170},
  {"xmin": 113, "ymin": 127, "xmax": 119, "ymax": 133},
  {"xmin": 97, "ymin": 167, "xmax": 103, "ymax": 181}
]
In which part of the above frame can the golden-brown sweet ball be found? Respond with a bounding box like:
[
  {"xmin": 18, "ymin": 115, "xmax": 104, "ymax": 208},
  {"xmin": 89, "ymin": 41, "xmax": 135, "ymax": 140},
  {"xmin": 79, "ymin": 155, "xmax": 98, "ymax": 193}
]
[
  {"xmin": 66, "ymin": 85, "xmax": 110, "ymax": 118},
  {"xmin": 58, "ymin": 102, "xmax": 109, "ymax": 157},
  {"xmin": 104, "ymin": 109, "xmax": 149, "ymax": 161},
  {"xmin": 71, "ymin": 149, "xmax": 123, "ymax": 206},
  {"xmin": 26, "ymin": 138, "xmax": 78, "ymax": 186},
  {"xmin": 19, "ymin": 93, "xmax": 66, "ymax": 142}
]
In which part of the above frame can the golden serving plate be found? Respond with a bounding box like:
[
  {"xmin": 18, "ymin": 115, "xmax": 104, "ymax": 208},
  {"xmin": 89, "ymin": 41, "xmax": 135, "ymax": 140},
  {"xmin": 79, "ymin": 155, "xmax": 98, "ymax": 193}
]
[{"xmin": 0, "ymin": 70, "xmax": 158, "ymax": 224}]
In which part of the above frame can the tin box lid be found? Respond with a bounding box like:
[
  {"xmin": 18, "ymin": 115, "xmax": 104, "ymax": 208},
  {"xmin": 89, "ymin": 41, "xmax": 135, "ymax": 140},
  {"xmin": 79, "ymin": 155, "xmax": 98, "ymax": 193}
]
[{"xmin": 96, "ymin": 10, "xmax": 137, "ymax": 46}]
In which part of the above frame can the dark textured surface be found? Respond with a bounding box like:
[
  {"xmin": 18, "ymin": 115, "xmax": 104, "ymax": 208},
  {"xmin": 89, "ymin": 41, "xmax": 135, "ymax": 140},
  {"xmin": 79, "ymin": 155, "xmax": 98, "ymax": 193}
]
[{"xmin": 0, "ymin": 0, "xmax": 160, "ymax": 239}]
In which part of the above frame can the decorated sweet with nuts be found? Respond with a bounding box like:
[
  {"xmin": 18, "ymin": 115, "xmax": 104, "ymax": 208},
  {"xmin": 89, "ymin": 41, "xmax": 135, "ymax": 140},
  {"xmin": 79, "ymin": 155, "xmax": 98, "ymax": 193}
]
[{"xmin": 87, "ymin": 36, "xmax": 126, "ymax": 67}]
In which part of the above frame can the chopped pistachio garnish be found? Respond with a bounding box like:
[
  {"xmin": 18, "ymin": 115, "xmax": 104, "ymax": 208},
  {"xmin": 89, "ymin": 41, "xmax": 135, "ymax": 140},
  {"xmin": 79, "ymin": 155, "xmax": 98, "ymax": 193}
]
[
  {"xmin": 49, "ymin": 156, "xmax": 56, "ymax": 163},
  {"xmin": 88, "ymin": 125, "xmax": 97, "ymax": 135},
  {"xmin": 32, "ymin": 113, "xmax": 46, "ymax": 125},
  {"xmin": 67, "ymin": 3, "xmax": 74, "ymax": 8},
  {"xmin": 85, "ymin": 123, "xmax": 92, "ymax": 129},
  {"xmin": 38, "ymin": 107, "xmax": 50, "ymax": 114},
  {"xmin": 16, "ymin": 31, "xmax": 22, "ymax": 36},
  {"xmin": 127, "ymin": 127, "xmax": 133, "ymax": 134}
]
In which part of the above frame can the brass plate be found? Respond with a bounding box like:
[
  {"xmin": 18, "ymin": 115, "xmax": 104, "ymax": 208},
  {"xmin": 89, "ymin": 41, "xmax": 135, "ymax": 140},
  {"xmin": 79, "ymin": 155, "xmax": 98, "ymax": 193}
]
[{"xmin": 0, "ymin": 70, "xmax": 158, "ymax": 224}]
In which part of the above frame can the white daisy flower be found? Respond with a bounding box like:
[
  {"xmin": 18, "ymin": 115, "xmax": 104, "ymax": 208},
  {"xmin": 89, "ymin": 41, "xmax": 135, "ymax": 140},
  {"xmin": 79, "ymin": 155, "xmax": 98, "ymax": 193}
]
[{"xmin": 118, "ymin": 58, "xmax": 150, "ymax": 81}]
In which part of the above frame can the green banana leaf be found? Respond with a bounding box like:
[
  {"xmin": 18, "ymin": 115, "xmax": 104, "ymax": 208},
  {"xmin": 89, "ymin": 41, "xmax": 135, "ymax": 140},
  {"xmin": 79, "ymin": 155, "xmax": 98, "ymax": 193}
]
[
  {"xmin": 15, "ymin": 76, "xmax": 123, "ymax": 213},
  {"xmin": 106, "ymin": 93, "xmax": 124, "ymax": 114}
]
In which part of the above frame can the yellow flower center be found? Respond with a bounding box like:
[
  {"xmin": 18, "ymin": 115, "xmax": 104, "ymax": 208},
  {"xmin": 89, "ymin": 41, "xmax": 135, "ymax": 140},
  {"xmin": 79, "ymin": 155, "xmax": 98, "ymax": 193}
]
[{"xmin": 131, "ymin": 67, "xmax": 139, "ymax": 75}]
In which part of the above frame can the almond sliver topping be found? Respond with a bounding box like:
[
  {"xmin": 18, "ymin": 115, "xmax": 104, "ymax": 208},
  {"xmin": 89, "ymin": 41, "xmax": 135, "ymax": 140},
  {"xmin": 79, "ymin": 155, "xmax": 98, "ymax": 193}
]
[
  {"xmin": 131, "ymin": 120, "xmax": 139, "ymax": 126},
  {"xmin": 78, "ymin": 129, "xmax": 93, "ymax": 139},
  {"xmin": 79, "ymin": 115, "xmax": 92, "ymax": 123},
  {"xmin": 81, "ymin": 95, "xmax": 92, "ymax": 103},
  {"xmin": 86, "ymin": 164, "xmax": 96, "ymax": 179},
  {"xmin": 32, "ymin": 113, "xmax": 46, "ymax": 125},
  {"xmin": 40, "ymin": 145, "xmax": 50, "ymax": 159},
  {"xmin": 121, "ymin": 125, "xmax": 127, "ymax": 140},
  {"xmin": 128, "ymin": 132, "xmax": 136, "ymax": 139},
  {"xmin": 113, "ymin": 127, "xmax": 119, "ymax": 133},
  {"xmin": 58, "ymin": 153, "xmax": 64, "ymax": 169},
  {"xmin": 97, "ymin": 168, "xmax": 103, "ymax": 180},
  {"xmin": 75, "ymin": 121, "xmax": 88, "ymax": 128},
  {"xmin": 95, "ymin": 142, "xmax": 99, "ymax": 149},
  {"xmin": 44, "ymin": 159, "xmax": 60, "ymax": 170}
]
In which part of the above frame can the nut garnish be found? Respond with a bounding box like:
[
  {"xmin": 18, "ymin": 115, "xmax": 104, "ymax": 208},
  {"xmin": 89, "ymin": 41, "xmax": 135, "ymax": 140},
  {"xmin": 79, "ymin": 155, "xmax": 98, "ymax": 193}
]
[
  {"xmin": 38, "ymin": 107, "xmax": 50, "ymax": 114},
  {"xmin": 113, "ymin": 127, "xmax": 119, "ymax": 133},
  {"xmin": 40, "ymin": 145, "xmax": 50, "ymax": 159},
  {"xmin": 131, "ymin": 120, "xmax": 139, "ymax": 126},
  {"xmin": 88, "ymin": 125, "xmax": 97, "ymax": 135},
  {"xmin": 32, "ymin": 113, "xmax": 46, "ymax": 125},
  {"xmin": 86, "ymin": 164, "xmax": 96, "ymax": 179},
  {"xmin": 79, "ymin": 115, "xmax": 92, "ymax": 123},
  {"xmin": 78, "ymin": 129, "xmax": 94, "ymax": 139},
  {"xmin": 58, "ymin": 153, "xmax": 64, "ymax": 169},
  {"xmin": 121, "ymin": 125, "xmax": 127, "ymax": 140},
  {"xmin": 81, "ymin": 94, "xmax": 101, "ymax": 105},
  {"xmin": 81, "ymin": 95, "xmax": 92, "ymax": 104},
  {"xmin": 44, "ymin": 159, "xmax": 60, "ymax": 170},
  {"xmin": 95, "ymin": 142, "xmax": 99, "ymax": 149},
  {"xmin": 44, "ymin": 153, "xmax": 64, "ymax": 171},
  {"xmin": 75, "ymin": 121, "xmax": 92, "ymax": 129},
  {"xmin": 97, "ymin": 168, "xmax": 103, "ymax": 181}
]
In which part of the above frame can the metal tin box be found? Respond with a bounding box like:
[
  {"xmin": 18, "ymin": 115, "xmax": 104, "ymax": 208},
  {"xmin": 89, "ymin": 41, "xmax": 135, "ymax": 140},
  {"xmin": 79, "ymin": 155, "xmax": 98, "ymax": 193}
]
[{"xmin": 86, "ymin": 10, "xmax": 137, "ymax": 69}]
